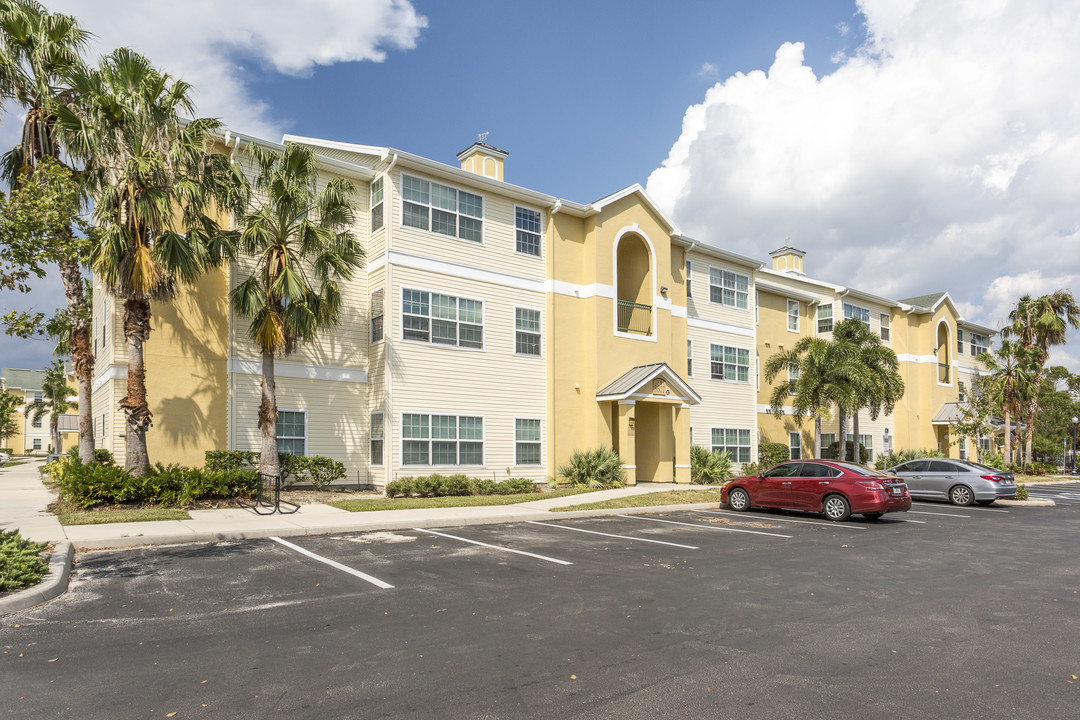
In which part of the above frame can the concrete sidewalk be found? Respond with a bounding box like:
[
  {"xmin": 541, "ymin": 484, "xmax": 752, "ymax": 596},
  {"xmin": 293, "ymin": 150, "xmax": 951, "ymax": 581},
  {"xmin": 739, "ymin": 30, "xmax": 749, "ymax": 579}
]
[{"xmin": 0, "ymin": 458, "xmax": 708, "ymax": 551}]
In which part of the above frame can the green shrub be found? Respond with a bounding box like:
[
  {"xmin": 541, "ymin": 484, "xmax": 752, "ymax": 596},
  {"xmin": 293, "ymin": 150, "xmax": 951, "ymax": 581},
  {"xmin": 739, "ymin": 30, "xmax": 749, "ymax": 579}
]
[
  {"xmin": 306, "ymin": 456, "xmax": 347, "ymax": 489},
  {"xmin": 470, "ymin": 477, "xmax": 499, "ymax": 495},
  {"xmin": 1022, "ymin": 462, "xmax": 1055, "ymax": 476},
  {"xmin": 0, "ymin": 529, "xmax": 48, "ymax": 591},
  {"xmin": 0, "ymin": 447, "xmax": 13, "ymax": 454},
  {"xmin": 758, "ymin": 442, "xmax": 789, "ymax": 467},
  {"xmin": 690, "ymin": 445, "xmax": 732, "ymax": 485},
  {"xmin": 94, "ymin": 449, "xmax": 115, "ymax": 466},
  {"xmin": 384, "ymin": 478, "xmax": 416, "ymax": 498},
  {"xmin": 497, "ymin": 477, "xmax": 538, "ymax": 495},
  {"xmin": 438, "ymin": 474, "xmax": 473, "ymax": 496},
  {"xmin": 56, "ymin": 461, "xmax": 139, "ymax": 508},
  {"xmin": 412, "ymin": 474, "xmax": 442, "ymax": 497},
  {"xmin": 1016, "ymin": 484, "xmax": 1029, "ymax": 500},
  {"xmin": 557, "ymin": 446, "xmax": 625, "ymax": 489},
  {"xmin": 204, "ymin": 450, "xmax": 258, "ymax": 472},
  {"xmin": 1006, "ymin": 462, "xmax": 1023, "ymax": 474},
  {"xmin": 740, "ymin": 461, "xmax": 767, "ymax": 476},
  {"xmin": 875, "ymin": 448, "xmax": 944, "ymax": 470},
  {"xmin": 982, "ymin": 453, "xmax": 1006, "ymax": 470}
]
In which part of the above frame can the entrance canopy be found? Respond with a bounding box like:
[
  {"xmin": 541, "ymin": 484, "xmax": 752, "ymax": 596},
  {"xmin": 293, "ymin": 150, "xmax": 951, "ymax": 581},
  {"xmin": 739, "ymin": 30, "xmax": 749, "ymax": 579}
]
[{"xmin": 596, "ymin": 362, "xmax": 700, "ymax": 404}]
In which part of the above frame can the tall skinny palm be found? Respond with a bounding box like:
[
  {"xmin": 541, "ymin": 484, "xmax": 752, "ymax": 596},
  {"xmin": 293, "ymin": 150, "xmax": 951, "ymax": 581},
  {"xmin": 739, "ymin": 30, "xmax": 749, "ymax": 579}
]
[
  {"xmin": 764, "ymin": 336, "xmax": 859, "ymax": 458},
  {"xmin": 1004, "ymin": 291, "xmax": 1080, "ymax": 464},
  {"xmin": 833, "ymin": 318, "xmax": 904, "ymax": 463},
  {"xmin": 24, "ymin": 359, "xmax": 76, "ymax": 454},
  {"xmin": 979, "ymin": 340, "xmax": 1038, "ymax": 465},
  {"xmin": 0, "ymin": 0, "xmax": 96, "ymax": 462},
  {"xmin": 56, "ymin": 48, "xmax": 245, "ymax": 476},
  {"xmin": 229, "ymin": 143, "xmax": 364, "ymax": 479}
]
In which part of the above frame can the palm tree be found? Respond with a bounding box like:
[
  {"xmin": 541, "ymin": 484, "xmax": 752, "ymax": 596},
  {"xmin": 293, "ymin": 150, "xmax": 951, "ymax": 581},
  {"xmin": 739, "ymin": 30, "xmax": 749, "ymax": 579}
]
[
  {"xmin": 833, "ymin": 318, "xmax": 904, "ymax": 463},
  {"xmin": 25, "ymin": 360, "xmax": 76, "ymax": 454},
  {"xmin": 229, "ymin": 142, "xmax": 364, "ymax": 479},
  {"xmin": 763, "ymin": 335, "xmax": 860, "ymax": 458},
  {"xmin": 979, "ymin": 340, "xmax": 1038, "ymax": 465},
  {"xmin": 54, "ymin": 48, "xmax": 245, "ymax": 476},
  {"xmin": 0, "ymin": 0, "xmax": 96, "ymax": 463},
  {"xmin": 1004, "ymin": 291, "xmax": 1080, "ymax": 464}
]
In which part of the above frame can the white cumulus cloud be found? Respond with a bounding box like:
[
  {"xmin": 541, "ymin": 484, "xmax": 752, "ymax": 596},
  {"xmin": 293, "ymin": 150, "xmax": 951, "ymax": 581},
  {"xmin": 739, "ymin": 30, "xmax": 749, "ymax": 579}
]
[
  {"xmin": 47, "ymin": 0, "xmax": 427, "ymax": 138},
  {"xmin": 647, "ymin": 0, "xmax": 1080, "ymax": 367}
]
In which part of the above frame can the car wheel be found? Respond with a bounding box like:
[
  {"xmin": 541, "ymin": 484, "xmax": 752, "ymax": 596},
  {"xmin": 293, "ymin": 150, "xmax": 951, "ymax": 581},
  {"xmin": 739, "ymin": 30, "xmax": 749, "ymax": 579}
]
[
  {"xmin": 862, "ymin": 512, "xmax": 884, "ymax": 520},
  {"xmin": 727, "ymin": 487, "xmax": 751, "ymax": 512},
  {"xmin": 823, "ymin": 494, "xmax": 851, "ymax": 521},
  {"xmin": 949, "ymin": 485, "xmax": 975, "ymax": 506},
  {"xmin": 975, "ymin": 499, "xmax": 996, "ymax": 506}
]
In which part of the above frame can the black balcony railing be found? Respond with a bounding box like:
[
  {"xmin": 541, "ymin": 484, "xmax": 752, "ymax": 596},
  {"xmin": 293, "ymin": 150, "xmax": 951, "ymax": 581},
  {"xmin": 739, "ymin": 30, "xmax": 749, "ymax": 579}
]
[
  {"xmin": 938, "ymin": 363, "xmax": 950, "ymax": 383},
  {"xmin": 617, "ymin": 300, "xmax": 652, "ymax": 335}
]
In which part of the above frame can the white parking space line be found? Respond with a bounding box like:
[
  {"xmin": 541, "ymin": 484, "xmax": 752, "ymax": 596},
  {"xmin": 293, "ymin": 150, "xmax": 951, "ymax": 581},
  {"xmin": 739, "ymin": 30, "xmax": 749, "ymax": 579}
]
[
  {"xmin": 890, "ymin": 517, "xmax": 927, "ymax": 523},
  {"xmin": 526, "ymin": 521, "xmax": 700, "ymax": 549},
  {"xmin": 270, "ymin": 536, "xmax": 394, "ymax": 589},
  {"xmin": 696, "ymin": 509, "xmax": 867, "ymax": 530},
  {"xmin": 617, "ymin": 515, "xmax": 792, "ymax": 538},
  {"xmin": 907, "ymin": 510, "xmax": 970, "ymax": 518},
  {"xmin": 912, "ymin": 502, "xmax": 1009, "ymax": 513},
  {"xmin": 413, "ymin": 528, "xmax": 573, "ymax": 565}
]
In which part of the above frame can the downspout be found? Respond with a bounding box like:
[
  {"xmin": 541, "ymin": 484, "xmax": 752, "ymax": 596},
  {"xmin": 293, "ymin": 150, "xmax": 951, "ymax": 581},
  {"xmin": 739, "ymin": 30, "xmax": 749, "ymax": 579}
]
[{"xmin": 381, "ymin": 152, "xmax": 398, "ymax": 490}]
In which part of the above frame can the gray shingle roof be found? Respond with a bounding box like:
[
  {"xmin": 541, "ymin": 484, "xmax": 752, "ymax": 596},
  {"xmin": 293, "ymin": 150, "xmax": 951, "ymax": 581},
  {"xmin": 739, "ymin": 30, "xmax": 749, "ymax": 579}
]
[
  {"xmin": 596, "ymin": 362, "xmax": 701, "ymax": 404},
  {"xmin": 898, "ymin": 292, "xmax": 947, "ymax": 309},
  {"xmin": 0, "ymin": 368, "xmax": 45, "ymax": 391}
]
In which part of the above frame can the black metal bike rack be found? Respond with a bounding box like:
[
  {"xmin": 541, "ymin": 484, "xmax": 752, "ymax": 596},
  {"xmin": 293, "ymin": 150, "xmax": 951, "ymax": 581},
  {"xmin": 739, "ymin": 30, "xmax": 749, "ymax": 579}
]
[{"xmin": 238, "ymin": 472, "xmax": 299, "ymax": 515}]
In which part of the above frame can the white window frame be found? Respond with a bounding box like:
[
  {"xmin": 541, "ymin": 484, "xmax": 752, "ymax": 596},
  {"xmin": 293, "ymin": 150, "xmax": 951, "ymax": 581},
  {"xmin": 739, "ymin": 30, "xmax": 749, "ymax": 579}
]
[
  {"xmin": 710, "ymin": 344, "xmax": 751, "ymax": 383},
  {"xmin": 846, "ymin": 433, "xmax": 873, "ymax": 462},
  {"xmin": 276, "ymin": 408, "xmax": 307, "ymax": 457},
  {"xmin": 843, "ymin": 302, "xmax": 871, "ymax": 328},
  {"xmin": 711, "ymin": 427, "xmax": 752, "ymax": 464},
  {"xmin": 370, "ymin": 411, "xmax": 384, "ymax": 466},
  {"xmin": 514, "ymin": 307, "xmax": 542, "ymax": 357},
  {"xmin": 970, "ymin": 333, "xmax": 989, "ymax": 357},
  {"xmin": 400, "ymin": 173, "xmax": 484, "ymax": 244},
  {"xmin": 686, "ymin": 259, "xmax": 692, "ymax": 299},
  {"xmin": 789, "ymin": 431, "xmax": 802, "ymax": 460},
  {"xmin": 402, "ymin": 288, "xmax": 485, "ymax": 350},
  {"xmin": 514, "ymin": 205, "xmax": 543, "ymax": 258},
  {"xmin": 401, "ymin": 413, "xmax": 485, "ymax": 468},
  {"xmin": 787, "ymin": 299, "xmax": 800, "ymax": 332},
  {"xmin": 817, "ymin": 303, "xmax": 834, "ymax": 334},
  {"xmin": 687, "ymin": 339, "xmax": 693, "ymax": 377},
  {"xmin": 957, "ymin": 328, "xmax": 964, "ymax": 355},
  {"xmin": 514, "ymin": 417, "xmax": 542, "ymax": 467},
  {"xmin": 788, "ymin": 362, "xmax": 800, "ymax": 394},
  {"xmin": 32, "ymin": 438, "xmax": 41, "ymax": 451},
  {"xmin": 370, "ymin": 288, "xmax": 384, "ymax": 344},
  {"xmin": 880, "ymin": 313, "xmax": 890, "ymax": 341},
  {"xmin": 370, "ymin": 176, "xmax": 385, "ymax": 233},
  {"xmin": 708, "ymin": 266, "xmax": 749, "ymax": 310}
]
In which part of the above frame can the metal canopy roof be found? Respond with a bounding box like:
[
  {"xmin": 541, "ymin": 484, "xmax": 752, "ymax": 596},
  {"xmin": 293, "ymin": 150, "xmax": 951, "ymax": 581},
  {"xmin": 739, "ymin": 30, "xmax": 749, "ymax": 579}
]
[{"xmin": 596, "ymin": 362, "xmax": 701, "ymax": 404}]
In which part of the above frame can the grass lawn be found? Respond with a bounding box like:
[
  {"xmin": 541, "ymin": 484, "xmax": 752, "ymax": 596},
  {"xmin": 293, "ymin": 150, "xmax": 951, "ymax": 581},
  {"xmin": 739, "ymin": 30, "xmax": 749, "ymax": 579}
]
[
  {"xmin": 552, "ymin": 487, "xmax": 725, "ymax": 512},
  {"xmin": 330, "ymin": 487, "xmax": 595, "ymax": 512},
  {"xmin": 58, "ymin": 507, "xmax": 192, "ymax": 526},
  {"xmin": 1016, "ymin": 474, "xmax": 1077, "ymax": 483}
]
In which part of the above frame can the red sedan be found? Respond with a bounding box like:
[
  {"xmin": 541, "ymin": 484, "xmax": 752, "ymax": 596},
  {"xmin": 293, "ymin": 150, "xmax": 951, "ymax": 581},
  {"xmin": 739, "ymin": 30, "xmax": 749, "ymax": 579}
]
[{"xmin": 720, "ymin": 460, "xmax": 911, "ymax": 521}]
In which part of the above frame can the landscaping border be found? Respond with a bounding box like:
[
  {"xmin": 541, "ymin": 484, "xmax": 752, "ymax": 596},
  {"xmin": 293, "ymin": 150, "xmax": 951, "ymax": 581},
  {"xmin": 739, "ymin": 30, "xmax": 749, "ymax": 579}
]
[{"xmin": 0, "ymin": 541, "xmax": 74, "ymax": 616}]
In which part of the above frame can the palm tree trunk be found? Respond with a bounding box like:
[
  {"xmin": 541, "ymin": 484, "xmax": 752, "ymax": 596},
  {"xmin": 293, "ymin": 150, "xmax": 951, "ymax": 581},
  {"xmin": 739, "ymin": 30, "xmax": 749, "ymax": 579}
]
[
  {"xmin": 838, "ymin": 407, "xmax": 848, "ymax": 461},
  {"xmin": 1003, "ymin": 407, "xmax": 1012, "ymax": 465},
  {"xmin": 1024, "ymin": 389, "xmax": 1038, "ymax": 466},
  {"xmin": 258, "ymin": 351, "xmax": 280, "ymax": 479},
  {"xmin": 814, "ymin": 416, "xmax": 822, "ymax": 458},
  {"xmin": 853, "ymin": 410, "xmax": 861, "ymax": 463},
  {"xmin": 58, "ymin": 256, "xmax": 96, "ymax": 464},
  {"xmin": 119, "ymin": 298, "xmax": 152, "ymax": 476}
]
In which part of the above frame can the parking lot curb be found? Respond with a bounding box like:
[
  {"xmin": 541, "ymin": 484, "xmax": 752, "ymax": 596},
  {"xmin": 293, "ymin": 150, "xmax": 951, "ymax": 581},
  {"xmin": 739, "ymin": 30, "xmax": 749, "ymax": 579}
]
[
  {"xmin": 0, "ymin": 541, "xmax": 74, "ymax": 616},
  {"xmin": 996, "ymin": 498, "xmax": 1055, "ymax": 507}
]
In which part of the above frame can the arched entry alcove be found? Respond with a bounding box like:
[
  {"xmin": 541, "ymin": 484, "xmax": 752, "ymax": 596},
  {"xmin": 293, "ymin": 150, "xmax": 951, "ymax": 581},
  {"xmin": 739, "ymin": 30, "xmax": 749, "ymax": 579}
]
[
  {"xmin": 936, "ymin": 321, "xmax": 951, "ymax": 384},
  {"xmin": 613, "ymin": 230, "xmax": 654, "ymax": 336}
]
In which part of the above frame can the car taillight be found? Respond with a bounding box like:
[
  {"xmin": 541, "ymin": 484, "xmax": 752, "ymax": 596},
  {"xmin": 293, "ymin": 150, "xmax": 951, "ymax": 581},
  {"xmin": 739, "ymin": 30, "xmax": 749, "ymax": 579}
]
[
  {"xmin": 980, "ymin": 475, "xmax": 1004, "ymax": 482},
  {"xmin": 857, "ymin": 481, "xmax": 885, "ymax": 491}
]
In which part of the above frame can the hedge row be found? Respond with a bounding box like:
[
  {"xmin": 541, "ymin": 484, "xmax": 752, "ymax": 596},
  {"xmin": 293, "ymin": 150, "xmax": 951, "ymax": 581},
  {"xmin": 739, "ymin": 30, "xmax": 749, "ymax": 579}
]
[
  {"xmin": 203, "ymin": 450, "xmax": 346, "ymax": 489},
  {"xmin": 385, "ymin": 474, "xmax": 538, "ymax": 498},
  {"xmin": 45, "ymin": 456, "xmax": 258, "ymax": 509},
  {"xmin": 0, "ymin": 529, "xmax": 48, "ymax": 591}
]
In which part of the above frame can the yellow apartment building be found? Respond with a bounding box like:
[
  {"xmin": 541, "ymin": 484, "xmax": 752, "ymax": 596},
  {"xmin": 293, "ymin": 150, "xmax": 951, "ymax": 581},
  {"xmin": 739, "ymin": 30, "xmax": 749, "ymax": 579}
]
[
  {"xmin": 88, "ymin": 131, "xmax": 992, "ymax": 486},
  {"xmin": 0, "ymin": 367, "xmax": 79, "ymax": 455}
]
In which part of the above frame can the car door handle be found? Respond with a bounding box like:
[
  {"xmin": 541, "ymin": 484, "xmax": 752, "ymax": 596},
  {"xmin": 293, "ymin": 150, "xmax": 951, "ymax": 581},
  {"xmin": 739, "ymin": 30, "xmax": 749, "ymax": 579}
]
[
  {"xmin": 781, "ymin": 481, "xmax": 792, "ymax": 485},
  {"xmin": 818, "ymin": 481, "xmax": 829, "ymax": 485}
]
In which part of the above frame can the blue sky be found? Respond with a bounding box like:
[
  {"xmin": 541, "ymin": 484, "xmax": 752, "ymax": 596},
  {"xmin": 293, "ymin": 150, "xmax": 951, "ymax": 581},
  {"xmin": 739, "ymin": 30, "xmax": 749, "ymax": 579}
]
[{"xmin": 3, "ymin": 0, "xmax": 1079, "ymax": 374}]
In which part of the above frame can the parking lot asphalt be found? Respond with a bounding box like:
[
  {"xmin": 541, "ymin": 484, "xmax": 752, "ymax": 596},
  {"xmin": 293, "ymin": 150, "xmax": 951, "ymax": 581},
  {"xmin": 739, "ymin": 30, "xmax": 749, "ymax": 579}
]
[{"xmin": 3, "ymin": 502, "xmax": 1078, "ymax": 719}]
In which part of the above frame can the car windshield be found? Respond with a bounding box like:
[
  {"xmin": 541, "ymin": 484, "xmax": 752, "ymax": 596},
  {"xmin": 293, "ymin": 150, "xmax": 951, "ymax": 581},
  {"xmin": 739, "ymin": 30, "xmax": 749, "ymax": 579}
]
[{"xmin": 829, "ymin": 461, "xmax": 893, "ymax": 477}]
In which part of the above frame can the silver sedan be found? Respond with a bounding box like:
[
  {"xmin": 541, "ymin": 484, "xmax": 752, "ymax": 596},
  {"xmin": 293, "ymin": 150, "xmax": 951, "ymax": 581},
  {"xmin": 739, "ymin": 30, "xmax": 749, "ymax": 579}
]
[{"xmin": 885, "ymin": 459, "xmax": 1016, "ymax": 505}]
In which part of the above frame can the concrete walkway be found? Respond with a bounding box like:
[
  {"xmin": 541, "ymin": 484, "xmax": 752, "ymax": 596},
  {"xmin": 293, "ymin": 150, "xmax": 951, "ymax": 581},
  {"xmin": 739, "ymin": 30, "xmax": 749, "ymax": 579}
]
[{"xmin": 0, "ymin": 458, "xmax": 704, "ymax": 551}]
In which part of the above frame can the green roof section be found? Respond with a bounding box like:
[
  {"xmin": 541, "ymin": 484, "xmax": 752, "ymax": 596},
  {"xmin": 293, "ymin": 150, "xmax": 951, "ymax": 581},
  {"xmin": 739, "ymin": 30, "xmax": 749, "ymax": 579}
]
[
  {"xmin": 898, "ymin": 292, "xmax": 947, "ymax": 309},
  {"xmin": 0, "ymin": 368, "xmax": 46, "ymax": 392}
]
